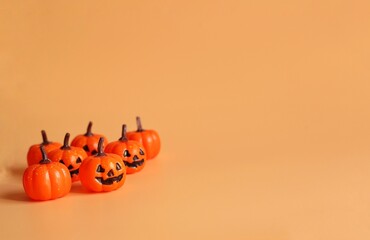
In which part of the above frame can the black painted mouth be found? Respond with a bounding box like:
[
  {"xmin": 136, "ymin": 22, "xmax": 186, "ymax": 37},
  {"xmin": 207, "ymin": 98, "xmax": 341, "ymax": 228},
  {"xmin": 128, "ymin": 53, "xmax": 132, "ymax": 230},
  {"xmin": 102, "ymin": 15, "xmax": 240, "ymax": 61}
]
[
  {"xmin": 124, "ymin": 159, "xmax": 144, "ymax": 168},
  {"xmin": 70, "ymin": 168, "xmax": 79, "ymax": 177},
  {"xmin": 95, "ymin": 173, "xmax": 124, "ymax": 185}
]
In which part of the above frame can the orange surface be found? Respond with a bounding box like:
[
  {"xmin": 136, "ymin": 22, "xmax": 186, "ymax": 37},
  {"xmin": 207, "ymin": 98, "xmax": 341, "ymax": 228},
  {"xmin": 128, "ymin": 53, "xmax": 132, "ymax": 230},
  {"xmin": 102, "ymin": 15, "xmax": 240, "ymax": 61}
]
[{"xmin": 1, "ymin": 0, "xmax": 370, "ymax": 239}]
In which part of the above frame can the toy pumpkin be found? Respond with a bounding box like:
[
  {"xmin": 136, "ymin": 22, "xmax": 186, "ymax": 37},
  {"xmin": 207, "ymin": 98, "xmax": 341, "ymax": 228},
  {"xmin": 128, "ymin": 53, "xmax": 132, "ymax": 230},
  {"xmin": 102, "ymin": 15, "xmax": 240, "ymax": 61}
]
[
  {"xmin": 126, "ymin": 116, "xmax": 160, "ymax": 160},
  {"xmin": 23, "ymin": 145, "xmax": 72, "ymax": 201},
  {"xmin": 27, "ymin": 130, "xmax": 62, "ymax": 166},
  {"xmin": 49, "ymin": 133, "xmax": 88, "ymax": 182},
  {"xmin": 79, "ymin": 138, "xmax": 126, "ymax": 192},
  {"xmin": 71, "ymin": 121, "xmax": 108, "ymax": 156},
  {"xmin": 105, "ymin": 124, "xmax": 146, "ymax": 174}
]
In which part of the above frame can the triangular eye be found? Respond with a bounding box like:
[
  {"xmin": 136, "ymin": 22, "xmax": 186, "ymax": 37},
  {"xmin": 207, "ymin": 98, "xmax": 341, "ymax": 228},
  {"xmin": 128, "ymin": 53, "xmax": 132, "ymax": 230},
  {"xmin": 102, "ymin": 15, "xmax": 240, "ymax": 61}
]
[
  {"xmin": 97, "ymin": 165, "xmax": 105, "ymax": 173},
  {"xmin": 139, "ymin": 149, "xmax": 145, "ymax": 155},
  {"xmin": 83, "ymin": 145, "xmax": 89, "ymax": 151},
  {"xmin": 91, "ymin": 150, "xmax": 98, "ymax": 155},
  {"xmin": 59, "ymin": 160, "xmax": 65, "ymax": 165},
  {"xmin": 123, "ymin": 150, "xmax": 131, "ymax": 157},
  {"xmin": 116, "ymin": 163, "xmax": 122, "ymax": 170},
  {"xmin": 76, "ymin": 157, "xmax": 82, "ymax": 164}
]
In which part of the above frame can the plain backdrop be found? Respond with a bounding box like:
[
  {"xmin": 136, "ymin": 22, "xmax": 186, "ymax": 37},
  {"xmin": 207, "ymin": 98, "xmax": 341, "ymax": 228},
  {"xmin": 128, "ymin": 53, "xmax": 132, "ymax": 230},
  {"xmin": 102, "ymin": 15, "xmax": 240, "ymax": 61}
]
[{"xmin": 1, "ymin": 0, "xmax": 370, "ymax": 239}]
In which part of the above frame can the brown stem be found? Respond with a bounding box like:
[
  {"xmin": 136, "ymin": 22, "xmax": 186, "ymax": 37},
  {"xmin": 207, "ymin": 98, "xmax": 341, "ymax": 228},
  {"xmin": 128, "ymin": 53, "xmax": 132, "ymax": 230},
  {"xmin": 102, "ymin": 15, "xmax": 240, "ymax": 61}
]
[
  {"xmin": 119, "ymin": 124, "xmax": 128, "ymax": 141},
  {"xmin": 41, "ymin": 130, "xmax": 51, "ymax": 145},
  {"xmin": 84, "ymin": 121, "xmax": 93, "ymax": 136},
  {"xmin": 61, "ymin": 133, "xmax": 71, "ymax": 150},
  {"xmin": 39, "ymin": 145, "xmax": 51, "ymax": 164},
  {"xmin": 136, "ymin": 116, "xmax": 144, "ymax": 132},
  {"xmin": 96, "ymin": 137, "xmax": 106, "ymax": 156}
]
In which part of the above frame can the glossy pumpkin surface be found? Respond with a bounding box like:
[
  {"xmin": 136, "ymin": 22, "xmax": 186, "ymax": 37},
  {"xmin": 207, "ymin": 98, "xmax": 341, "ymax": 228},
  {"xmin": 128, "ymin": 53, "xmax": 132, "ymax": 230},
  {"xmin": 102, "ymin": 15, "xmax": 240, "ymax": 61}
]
[
  {"xmin": 23, "ymin": 146, "xmax": 71, "ymax": 201},
  {"xmin": 126, "ymin": 117, "xmax": 160, "ymax": 160},
  {"xmin": 71, "ymin": 121, "xmax": 108, "ymax": 156},
  {"xmin": 105, "ymin": 124, "xmax": 146, "ymax": 174},
  {"xmin": 79, "ymin": 138, "xmax": 126, "ymax": 192},
  {"xmin": 49, "ymin": 133, "xmax": 88, "ymax": 182},
  {"xmin": 27, "ymin": 130, "xmax": 62, "ymax": 166}
]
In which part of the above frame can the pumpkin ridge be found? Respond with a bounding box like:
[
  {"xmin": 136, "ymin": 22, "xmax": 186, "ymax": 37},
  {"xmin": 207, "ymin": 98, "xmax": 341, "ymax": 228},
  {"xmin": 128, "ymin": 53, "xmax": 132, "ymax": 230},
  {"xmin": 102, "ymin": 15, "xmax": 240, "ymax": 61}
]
[{"xmin": 33, "ymin": 165, "xmax": 51, "ymax": 200}]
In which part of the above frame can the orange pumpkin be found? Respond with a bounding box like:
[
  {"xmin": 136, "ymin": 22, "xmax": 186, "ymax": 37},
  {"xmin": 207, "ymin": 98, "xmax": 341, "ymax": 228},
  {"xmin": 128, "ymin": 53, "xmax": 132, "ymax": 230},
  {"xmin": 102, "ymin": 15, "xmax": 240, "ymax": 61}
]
[
  {"xmin": 79, "ymin": 138, "xmax": 126, "ymax": 192},
  {"xmin": 71, "ymin": 121, "xmax": 108, "ymax": 156},
  {"xmin": 49, "ymin": 133, "xmax": 88, "ymax": 182},
  {"xmin": 27, "ymin": 130, "xmax": 62, "ymax": 166},
  {"xmin": 23, "ymin": 145, "xmax": 72, "ymax": 201},
  {"xmin": 127, "ymin": 117, "xmax": 160, "ymax": 160},
  {"xmin": 105, "ymin": 124, "xmax": 146, "ymax": 174}
]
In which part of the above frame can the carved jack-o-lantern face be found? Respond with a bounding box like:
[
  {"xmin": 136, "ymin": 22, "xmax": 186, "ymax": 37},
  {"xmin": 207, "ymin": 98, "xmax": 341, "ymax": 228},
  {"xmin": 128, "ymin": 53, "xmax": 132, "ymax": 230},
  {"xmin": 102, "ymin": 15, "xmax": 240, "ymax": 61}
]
[
  {"xmin": 94, "ymin": 158, "xmax": 124, "ymax": 185},
  {"xmin": 71, "ymin": 121, "xmax": 108, "ymax": 156},
  {"xmin": 122, "ymin": 145, "xmax": 146, "ymax": 173},
  {"xmin": 105, "ymin": 125, "xmax": 147, "ymax": 174},
  {"xmin": 79, "ymin": 138, "xmax": 126, "ymax": 192},
  {"xmin": 59, "ymin": 156, "xmax": 83, "ymax": 181},
  {"xmin": 49, "ymin": 133, "xmax": 87, "ymax": 182}
]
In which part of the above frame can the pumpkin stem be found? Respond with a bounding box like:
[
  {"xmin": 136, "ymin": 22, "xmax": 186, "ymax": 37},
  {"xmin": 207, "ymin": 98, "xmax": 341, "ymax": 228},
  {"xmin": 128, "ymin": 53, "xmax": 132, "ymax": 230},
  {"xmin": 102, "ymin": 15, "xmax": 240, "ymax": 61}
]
[
  {"xmin": 96, "ymin": 137, "xmax": 106, "ymax": 156},
  {"xmin": 39, "ymin": 145, "xmax": 51, "ymax": 164},
  {"xmin": 61, "ymin": 133, "xmax": 71, "ymax": 150},
  {"xmin": 41, "ymin": 130, "xmax": 51, "ymax": 145},
  {"xmin": 84, "ymin": 121, "xmax": 93, "ymax": 136},
  {"xmin": 119, "ymin": 124, "xmax": 128, "ymax": 141},
  {"xmin": 136, "ymin": 116, "xmax": 144, "ymax": 132}
]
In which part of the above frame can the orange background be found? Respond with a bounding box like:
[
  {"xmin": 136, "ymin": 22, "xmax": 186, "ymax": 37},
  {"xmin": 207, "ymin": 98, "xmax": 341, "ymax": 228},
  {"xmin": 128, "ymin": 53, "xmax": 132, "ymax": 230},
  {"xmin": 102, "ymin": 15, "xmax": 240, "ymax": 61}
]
[{"xmin": 1, "ymin": 0, "xmax": 370, "ymax": 239}]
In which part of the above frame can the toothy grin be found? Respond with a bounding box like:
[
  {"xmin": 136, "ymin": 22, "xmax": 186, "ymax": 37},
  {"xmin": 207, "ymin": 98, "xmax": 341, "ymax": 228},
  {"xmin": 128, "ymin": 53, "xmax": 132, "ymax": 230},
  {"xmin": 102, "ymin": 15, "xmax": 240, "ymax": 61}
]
[
  {"xmin": 95, "ymin": 173, "xmax": 124, "ymax": 185},
  {"xmin": 124, "ymin": 159, "xmax": 144, "ymax": 168},
  {"xmin": 70, "ymin": 168, "xmax": 79, "ymax": 177}
]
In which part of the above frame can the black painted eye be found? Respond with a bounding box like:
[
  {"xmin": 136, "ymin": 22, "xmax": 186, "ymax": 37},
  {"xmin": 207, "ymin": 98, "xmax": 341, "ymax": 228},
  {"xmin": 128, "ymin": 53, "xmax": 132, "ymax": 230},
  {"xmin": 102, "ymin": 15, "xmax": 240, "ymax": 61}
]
[
  {"xmin": 83, "ymin": 145, "xmax": 89, "ymax": 151},
  {"xmin": 91, "ymin": 150, "xmax": 98, "ymax": 155},
  {"xmin": 107, "ymin": 169, "xmax": 114, "ymax": 177},
  {"xmin": 59, "ymin": 160, "xmax": 65, "ymax": 165},
  {"xmin": 68, "ymin": 165, "xmax": 73, "ymax": 170},
  {"xmin": 116, "ymin": 163, "xmax": 122, "ymax": 170},
  {"xmin": 97, "ymin": 165, "xmax": 105, "ymax": 173},
  {"xmin": 123, "ymin": 150, "xmax": 131, "ymax": 157},
  {"xmin": 139, "ymin": 148, "xmax": 145, "ymax": 155},
  {"xmin": 76, "ymin": 157, "xmax": 82, "ymax": 164}
]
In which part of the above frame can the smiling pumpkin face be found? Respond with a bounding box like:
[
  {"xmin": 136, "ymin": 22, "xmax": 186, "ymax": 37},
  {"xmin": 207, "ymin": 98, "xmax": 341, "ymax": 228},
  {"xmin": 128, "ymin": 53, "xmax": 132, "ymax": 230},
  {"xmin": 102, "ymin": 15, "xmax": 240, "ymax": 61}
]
[
  {"xmin": 106, "ymin": 141, "xmax": 146, "ymax": 174},
  {"xmin": 79, "ymin": 138, "xmax": 126, "ymax": 192},
  {"xmin": 71, "ymin": 121, "xmax": 108, "ymax": 156},
  {"xmin": 79, "ymin": 153, "xmax": 126, "ymax": 192},
  {"xmin": 122, "ymin": 144, "xmax": 146, "ymax": 173},
  {"xmin": 57, "ymin": 153, "xmax": 86, "ymax": 182},
  {"xmin": 49, "ymin": 133, "xmax": 87, "ymax": 182},
  {"xmin": 105, "ymin": 124, "xmax": 146, "ymax": 174}
]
